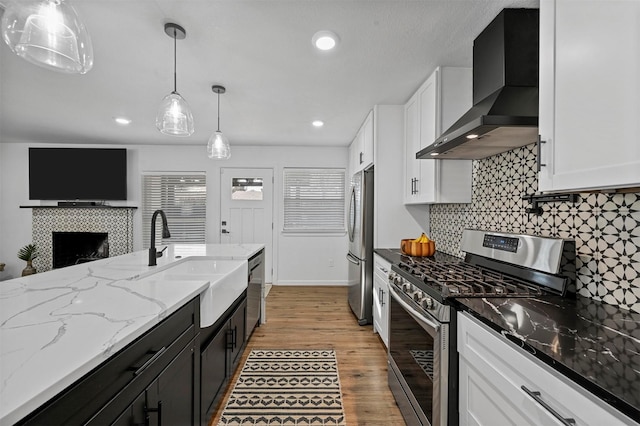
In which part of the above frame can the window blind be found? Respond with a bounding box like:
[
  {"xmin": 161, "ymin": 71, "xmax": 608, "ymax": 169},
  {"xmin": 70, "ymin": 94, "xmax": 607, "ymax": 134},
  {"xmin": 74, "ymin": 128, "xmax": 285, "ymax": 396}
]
[
  {"xmin": 283, "ymin": 168, "xmax": 345, "ymax": 233},
  {"xmin": 142, "ymin": 174, "xmax": 206, "ymax": 247}
]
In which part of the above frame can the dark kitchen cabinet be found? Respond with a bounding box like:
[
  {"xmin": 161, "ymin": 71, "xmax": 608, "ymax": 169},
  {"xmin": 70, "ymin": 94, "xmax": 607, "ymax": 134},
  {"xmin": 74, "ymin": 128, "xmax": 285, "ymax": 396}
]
[
  {"xmin": 17, "ymin": 298, "xmax": 200, "ymax": 426},
  {"xmin": 200, "ymin": 293, "xmax": 247, "ymax": 425},
  {"xmin": 109, "ymin": 337, "xmax": 198, "ymax": 426}
]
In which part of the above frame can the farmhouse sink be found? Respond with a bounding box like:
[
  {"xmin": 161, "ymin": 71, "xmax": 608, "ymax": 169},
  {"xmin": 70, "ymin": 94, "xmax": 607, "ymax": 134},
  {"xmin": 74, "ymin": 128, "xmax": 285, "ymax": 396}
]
[{"xmin": 140, "ymin": 259, "xmax": 248, "ymax": 328}]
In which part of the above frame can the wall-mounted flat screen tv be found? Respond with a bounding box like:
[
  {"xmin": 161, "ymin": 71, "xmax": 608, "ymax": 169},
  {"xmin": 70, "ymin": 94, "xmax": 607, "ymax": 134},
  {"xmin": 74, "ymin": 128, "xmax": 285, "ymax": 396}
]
[{"xmin": 29, "ymin": 148, "xmax": 127, "ymax": 200}]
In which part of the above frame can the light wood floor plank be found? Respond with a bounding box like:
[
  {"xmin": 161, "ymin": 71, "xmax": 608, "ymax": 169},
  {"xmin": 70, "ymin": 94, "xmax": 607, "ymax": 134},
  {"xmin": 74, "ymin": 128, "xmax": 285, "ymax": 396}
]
[{"xmin": 208, "ymin": 285, "xmax": 406, "ymax": 425}]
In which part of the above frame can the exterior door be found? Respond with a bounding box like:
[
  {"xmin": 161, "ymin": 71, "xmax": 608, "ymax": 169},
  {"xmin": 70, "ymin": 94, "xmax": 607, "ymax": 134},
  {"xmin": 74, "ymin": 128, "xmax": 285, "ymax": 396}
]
[{"xmin": 220, "ymin": 168, "xmax": 273, "ymax": 282}]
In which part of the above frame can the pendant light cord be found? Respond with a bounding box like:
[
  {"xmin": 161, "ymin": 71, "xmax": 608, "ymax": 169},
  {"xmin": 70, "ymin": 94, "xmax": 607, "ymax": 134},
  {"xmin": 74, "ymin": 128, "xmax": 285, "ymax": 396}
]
[
  {"xmin": 217, "ymin": 92, "xmax": 221, "ymax": 132},
  {"xmin": 173, "ymin": 30, "xmax": 177, "ymax": 93}
]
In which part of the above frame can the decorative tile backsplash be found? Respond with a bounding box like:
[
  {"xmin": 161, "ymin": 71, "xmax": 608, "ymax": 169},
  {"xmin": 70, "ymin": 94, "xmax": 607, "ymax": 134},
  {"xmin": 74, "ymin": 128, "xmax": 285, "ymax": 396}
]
[
  {"xmin": 32, "ymin": 208, "xmax": 135, "ymax": 272},
  {"xmin": 430, "ymin": 143, "xmax": 640, "ymax": 313}
]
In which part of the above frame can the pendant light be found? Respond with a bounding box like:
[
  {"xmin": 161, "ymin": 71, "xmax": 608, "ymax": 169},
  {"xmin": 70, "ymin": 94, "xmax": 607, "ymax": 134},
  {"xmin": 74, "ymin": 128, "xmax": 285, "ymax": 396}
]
[
  {"xmin": 207, "ymin": 85, "xmax": 231, "ymax": 159},
  {"xmin": 1, "ymin": 0, "xmax": 94, "ymax": 74},
  {"xmin": 156, "ymin": 22, "xmax": 194, "ymax": 137}
]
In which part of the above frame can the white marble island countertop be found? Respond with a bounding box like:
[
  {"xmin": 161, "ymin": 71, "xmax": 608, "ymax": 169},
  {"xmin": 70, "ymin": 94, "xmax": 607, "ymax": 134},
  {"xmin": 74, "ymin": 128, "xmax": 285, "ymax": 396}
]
[{"xmin": 0, "ymin": 243, "xmax": 264, "ymax": 426}]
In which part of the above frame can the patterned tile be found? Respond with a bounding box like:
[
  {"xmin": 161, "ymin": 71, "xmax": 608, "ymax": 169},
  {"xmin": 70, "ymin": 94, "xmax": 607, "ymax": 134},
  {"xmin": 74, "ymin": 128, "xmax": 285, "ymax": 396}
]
[
  {"xmin": 32, "ymin": 208, "xmax": 135, "ymax": 272},
  {"xmin": 429, "ymin": 143, "xmax": 640, "ymax": 313}
]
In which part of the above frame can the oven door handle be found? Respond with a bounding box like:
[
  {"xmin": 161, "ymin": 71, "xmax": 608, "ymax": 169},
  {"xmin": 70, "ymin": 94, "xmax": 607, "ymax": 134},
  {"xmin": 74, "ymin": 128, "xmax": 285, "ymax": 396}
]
[{"xmin": 389, "ymin": 285, "xmax": 441, "ymax": 334}]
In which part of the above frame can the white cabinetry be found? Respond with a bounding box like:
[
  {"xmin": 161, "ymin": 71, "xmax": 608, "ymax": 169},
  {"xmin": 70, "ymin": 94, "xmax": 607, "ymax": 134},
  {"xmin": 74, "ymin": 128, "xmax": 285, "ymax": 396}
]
[
  {"xmin": 458, "ymin": 311, "xmax": 638, "ymax": 426},
  {"xmin": 349, "ymin": 110, "xmax": 374, "ymax": 175},
  {"xmin": 372, "ymin": 254, "xmax": 390, "ymax": 348},
  {"xmin": 538, "ymin": 0, "xmax": 640, "ymax": 192},
  {"xmin": 404, "ymin": 66, "xmax": 473, "ymax": 204}
]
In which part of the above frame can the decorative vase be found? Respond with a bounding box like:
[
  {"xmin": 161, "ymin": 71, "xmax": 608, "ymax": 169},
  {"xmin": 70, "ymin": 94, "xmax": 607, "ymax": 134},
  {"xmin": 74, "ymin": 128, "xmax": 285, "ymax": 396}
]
[{"xmin": 22, "ymin": 260, "xmax": 36, "ymax": 276}]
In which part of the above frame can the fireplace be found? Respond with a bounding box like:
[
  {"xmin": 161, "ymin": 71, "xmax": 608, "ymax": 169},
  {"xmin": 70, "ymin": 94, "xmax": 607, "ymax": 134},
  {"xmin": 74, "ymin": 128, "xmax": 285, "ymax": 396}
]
[
  {"xmin": 52, "ymin": 232, "xmax": 109, "ymax": 269},
  {"xmin": 30, "ymin": 206, "xmax": 135, "ymax": 272}
]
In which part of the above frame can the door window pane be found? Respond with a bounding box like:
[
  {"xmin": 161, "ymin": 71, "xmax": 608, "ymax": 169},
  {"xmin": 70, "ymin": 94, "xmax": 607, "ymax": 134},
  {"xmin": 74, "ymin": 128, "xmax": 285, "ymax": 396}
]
[{"xmin": 232, "ymin": 177, "xmax": 263, "ymax": 200}]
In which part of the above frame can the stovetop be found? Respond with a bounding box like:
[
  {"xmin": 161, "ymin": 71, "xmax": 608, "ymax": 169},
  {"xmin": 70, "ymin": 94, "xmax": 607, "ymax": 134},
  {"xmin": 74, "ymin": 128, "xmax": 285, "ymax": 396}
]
[{"xmin": 397, "ymin": 256, "xmax": 544, "ymax": 299}]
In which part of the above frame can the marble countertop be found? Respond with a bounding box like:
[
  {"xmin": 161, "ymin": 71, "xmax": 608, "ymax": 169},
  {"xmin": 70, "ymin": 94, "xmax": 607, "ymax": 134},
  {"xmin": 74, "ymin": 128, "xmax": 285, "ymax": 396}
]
[
  {"xmin": 0, "ymin": 243, "xmax": 264, "ymax": 426},
  {"xmin": 456, "ymin": 296, "xmax": 640, "ymax": 422}
]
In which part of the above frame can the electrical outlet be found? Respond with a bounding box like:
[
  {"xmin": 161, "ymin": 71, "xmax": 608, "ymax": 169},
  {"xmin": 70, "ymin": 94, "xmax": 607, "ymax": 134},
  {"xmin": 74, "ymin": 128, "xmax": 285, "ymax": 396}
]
[{"xmin": 328, "ymin": 258, "xmax": 334, "ymax": 267}]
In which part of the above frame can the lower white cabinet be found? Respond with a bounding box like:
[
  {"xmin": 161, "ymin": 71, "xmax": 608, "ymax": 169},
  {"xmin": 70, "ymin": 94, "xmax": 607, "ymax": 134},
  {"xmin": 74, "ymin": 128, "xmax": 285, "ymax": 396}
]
[
  {"xmin": 457, "ymin": 311, "xmax": 638, "ymax": 426},
  {"xmin": 372, "ymin": 254, "xmax": 390, "ymax": 348}
]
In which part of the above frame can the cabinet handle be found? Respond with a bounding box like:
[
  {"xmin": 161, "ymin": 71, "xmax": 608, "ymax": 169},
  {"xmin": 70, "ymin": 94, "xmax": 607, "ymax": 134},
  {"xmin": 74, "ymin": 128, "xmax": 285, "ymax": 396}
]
[
  {"xmin": 226, "ymin": 329, "xmax": 234, "ymax": 350},
  {"xmin": 145, "ymin": 400, "xmax": 162, "ymax": 426},
  {"xmin": 537, "ymin": 135, "xmax": 547, "ymax": 172},
  {"xmin": 128, "ymin": 347, "xmax": 167, "ymax": 376},
  {"xmin": 359, "ymin": 152, "xmax": 363, "ymax": 164},
  {"xmin": 233, "ymin": 326, "xmax": 238, "ymax": 349},
  {"xmin": 521, "ymin": 386, "xmax": 575, "ymax": 425},
  {"xmin": 380, "ymin": 289, "xmax": 385, "ymax": 307}
]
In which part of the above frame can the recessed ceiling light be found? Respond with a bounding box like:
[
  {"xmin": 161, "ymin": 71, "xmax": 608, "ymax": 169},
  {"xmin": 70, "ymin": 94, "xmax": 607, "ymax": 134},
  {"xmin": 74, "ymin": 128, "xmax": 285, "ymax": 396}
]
[
  {"xmin": 312, "ymin": 120, "xmax": 324, "ymax": 127},
  {"xmin": 114, "ymin": 117, "xmax": 132, "ymax": 125},
  {"xmin": 312, "ymin": 30, "xmax": 339, "ymax": 51}
]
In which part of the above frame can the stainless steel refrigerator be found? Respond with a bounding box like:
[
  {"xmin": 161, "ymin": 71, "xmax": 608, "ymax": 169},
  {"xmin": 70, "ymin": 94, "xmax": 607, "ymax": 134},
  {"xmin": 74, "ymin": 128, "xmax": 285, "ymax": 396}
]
[{"xmin": 346, "ymin": 167, "xmax": 374, "ymax": 325}]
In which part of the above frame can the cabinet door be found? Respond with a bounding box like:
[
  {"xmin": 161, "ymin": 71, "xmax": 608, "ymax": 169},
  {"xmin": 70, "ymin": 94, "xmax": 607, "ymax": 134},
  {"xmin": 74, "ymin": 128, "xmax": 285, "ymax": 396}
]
[
  {"xmin": 415, "ymin": 71, "xmax": 439, "ymax": 203},
  {"xmin": 149, "ymin": 337, "xmax": 198, "ymax": 426},
  {"xmin": 404, "ymin": 93, "xmax": 420, "ymax": 203},
  {"xmin": 201, "ymin": 324, "xmax": 229, "ymax": 421},
  {"xmin": 539, "ymin": 0, "xmax": 640, "ymax": 192},
  {"xmin": 361, "ymin": 110, "xmax": 374, "ymax": 168},
  {"xmin": 228, "ymin": 299, "xmax": 247, "ymax": 372},
  {"xmin": 110, "ymin": 391, "xmax": 146, "ymax": 426}
]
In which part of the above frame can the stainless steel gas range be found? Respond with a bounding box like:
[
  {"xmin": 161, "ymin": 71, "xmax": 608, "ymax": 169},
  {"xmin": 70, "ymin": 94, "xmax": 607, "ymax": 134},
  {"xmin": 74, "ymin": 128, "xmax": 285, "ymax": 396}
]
[{"xmin": 386, "ymin": 229, "xmax": 576, "ymax": 426}]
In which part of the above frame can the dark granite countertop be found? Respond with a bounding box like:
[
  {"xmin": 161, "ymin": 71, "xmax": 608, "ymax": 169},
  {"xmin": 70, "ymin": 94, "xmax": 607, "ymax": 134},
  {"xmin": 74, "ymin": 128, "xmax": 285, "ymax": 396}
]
[
  {"xmin": 456, "ymin": 296, "xmax": 640, "ymax": 422},
  {"xmin": 375, "ymin": 247, "xmax": 640, "ymax": 421}
]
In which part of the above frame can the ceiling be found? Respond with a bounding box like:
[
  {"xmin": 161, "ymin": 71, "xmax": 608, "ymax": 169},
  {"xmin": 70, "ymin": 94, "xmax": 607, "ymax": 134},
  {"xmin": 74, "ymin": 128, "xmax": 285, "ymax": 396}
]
[{"xmin": 0, "ymin": 0, "xmax": 539, "ymax": 148}]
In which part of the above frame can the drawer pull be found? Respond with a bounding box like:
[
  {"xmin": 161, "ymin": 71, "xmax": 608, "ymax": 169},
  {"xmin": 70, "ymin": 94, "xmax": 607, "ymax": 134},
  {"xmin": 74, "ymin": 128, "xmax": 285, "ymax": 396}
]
[
  {"xmin": 521, "ymin": 385, "xmax": 576, "ymax": 425},
  {"xmin": 128, "ymin": 347, "xmax": 167, "ymax": 376}
]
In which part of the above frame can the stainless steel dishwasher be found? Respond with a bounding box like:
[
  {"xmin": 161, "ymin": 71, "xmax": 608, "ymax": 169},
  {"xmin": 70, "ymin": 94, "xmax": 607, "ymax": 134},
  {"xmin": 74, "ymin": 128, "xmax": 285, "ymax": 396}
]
[{"xmin": 246, "ymin": 249, "xmax": 264, "ymax": 340}]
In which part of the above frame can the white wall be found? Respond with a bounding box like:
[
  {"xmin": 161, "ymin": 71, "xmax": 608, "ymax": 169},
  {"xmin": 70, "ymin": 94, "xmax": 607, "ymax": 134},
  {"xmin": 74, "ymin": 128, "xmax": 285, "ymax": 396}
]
[{"xmin": 0, "ymin": 142, "xmax": 349, "ymax": 284}]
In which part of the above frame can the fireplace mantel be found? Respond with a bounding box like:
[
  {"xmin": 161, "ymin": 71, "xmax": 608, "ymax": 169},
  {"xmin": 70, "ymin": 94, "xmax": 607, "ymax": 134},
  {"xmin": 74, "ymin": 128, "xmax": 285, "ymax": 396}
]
[{"xmin": 30, "ymin": 207, "xmax": 135, "ymax": 272}]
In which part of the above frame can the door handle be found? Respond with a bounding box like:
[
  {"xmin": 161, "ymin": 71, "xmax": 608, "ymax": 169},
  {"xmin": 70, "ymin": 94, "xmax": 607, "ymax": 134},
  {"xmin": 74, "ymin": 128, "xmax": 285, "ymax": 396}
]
[
  {"xmin": 221, "ymin": 229, "xmax": 231, "ymax": 234},
  {"xmin": 346, "ymin": 253, "xmax": 360, "ymax": 265}
]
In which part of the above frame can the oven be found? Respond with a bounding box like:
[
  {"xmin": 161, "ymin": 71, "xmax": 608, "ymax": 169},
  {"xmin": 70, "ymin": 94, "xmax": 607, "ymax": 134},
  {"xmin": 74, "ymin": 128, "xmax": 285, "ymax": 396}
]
[
  {"xmin": 387, "ymin": 266, "xmax": 457, "ymax": 426},
  {"xmin": 385, "ymin": 229, "xmax": 576, "ymax": 426}
]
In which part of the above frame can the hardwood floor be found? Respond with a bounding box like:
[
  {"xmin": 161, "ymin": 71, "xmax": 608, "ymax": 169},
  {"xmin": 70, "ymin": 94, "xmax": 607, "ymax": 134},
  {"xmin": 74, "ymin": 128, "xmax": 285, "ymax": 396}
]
[{"xmin": 208, "ymin": 285, "xmax": 406, "ymax": 426}]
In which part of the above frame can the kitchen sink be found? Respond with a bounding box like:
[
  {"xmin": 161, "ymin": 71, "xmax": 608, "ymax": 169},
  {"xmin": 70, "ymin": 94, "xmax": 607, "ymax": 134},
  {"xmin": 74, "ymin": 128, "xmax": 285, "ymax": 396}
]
[{"xmin": 140, "ymin": 259, "xmax": 248, "ymax": 328}]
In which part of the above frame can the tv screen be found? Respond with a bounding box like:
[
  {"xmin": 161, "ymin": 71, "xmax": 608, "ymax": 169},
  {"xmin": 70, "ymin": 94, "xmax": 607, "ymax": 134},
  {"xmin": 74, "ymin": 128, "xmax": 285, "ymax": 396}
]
[{"xmin": 29, "ymin": 148, "xmax": 127, "ymax": 201}]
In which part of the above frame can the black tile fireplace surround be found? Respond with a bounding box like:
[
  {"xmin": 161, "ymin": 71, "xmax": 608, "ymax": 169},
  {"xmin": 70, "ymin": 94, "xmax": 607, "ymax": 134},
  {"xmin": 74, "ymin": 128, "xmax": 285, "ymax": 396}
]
[{"xmin": 52, "ymin": 232, "xmax": 109, "ymax": 269}]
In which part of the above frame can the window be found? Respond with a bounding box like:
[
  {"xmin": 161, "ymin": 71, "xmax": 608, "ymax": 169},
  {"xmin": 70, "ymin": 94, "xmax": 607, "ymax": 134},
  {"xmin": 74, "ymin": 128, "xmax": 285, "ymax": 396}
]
[
  {"xmin": 231, "ymin": 177, "xmax": 263, "ymax": 200},
  {"xmin": 283, "ymin": 168, "xmax": 345, "ymax": 233},
  {"xmin": 142, "ymin": 173, "xmax": 206, "ymax": 248}
]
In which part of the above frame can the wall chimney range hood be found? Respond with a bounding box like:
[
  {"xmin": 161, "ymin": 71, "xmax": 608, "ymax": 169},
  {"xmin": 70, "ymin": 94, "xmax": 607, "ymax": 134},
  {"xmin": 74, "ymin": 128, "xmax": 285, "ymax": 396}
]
[{"xmin": 417, "ymin": 8, "xmax": 540, "ymax": 160}]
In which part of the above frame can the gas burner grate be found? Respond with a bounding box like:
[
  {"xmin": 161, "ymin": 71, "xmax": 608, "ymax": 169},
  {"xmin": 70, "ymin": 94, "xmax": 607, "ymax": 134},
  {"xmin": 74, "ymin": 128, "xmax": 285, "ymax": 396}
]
[
  {"xmin": 398, "ymin": 259, "xmax": 543, "ymax": 298},
  {"xmin": 410, "ymin": 350, "xmax": 434, "ymax": 381}
]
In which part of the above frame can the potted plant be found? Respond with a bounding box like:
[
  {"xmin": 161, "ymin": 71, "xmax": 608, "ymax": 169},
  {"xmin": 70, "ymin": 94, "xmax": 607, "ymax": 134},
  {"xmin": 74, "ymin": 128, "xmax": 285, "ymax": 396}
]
[{"xmin": 18, "ymin": 243, "xmax": 39, "ymax": 276}]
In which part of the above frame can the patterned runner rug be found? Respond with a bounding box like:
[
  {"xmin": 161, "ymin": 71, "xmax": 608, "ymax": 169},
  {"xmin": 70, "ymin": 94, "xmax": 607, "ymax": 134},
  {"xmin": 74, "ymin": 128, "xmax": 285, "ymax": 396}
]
[{"xmin": 218, "ymin": 349, "xmax": 347, "ymax": 426}]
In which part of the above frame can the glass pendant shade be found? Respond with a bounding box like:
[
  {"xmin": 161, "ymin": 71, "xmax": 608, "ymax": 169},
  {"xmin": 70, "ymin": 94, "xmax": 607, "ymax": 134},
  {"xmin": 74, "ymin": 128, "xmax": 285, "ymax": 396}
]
[
  {"xmin": 207, "ymin": 131, "xmax": 231, "ymax": 159},
  {"xmin": 1, "ymin": 0, "xmax": 94, "ymax": 74},
  {"xmin": 156, "ymin": 23, "xmax": 194, "ymax": 137},
  {"xmin": 156, "ymin": 91, "xmax": 194, "ymax": 137}
]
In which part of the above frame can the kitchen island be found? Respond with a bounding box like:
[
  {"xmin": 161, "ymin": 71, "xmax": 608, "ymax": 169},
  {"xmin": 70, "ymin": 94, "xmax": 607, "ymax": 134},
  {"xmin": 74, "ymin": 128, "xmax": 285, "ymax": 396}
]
[{"xmin": 0, "ymin": 243, "xmax": 263, "ymax": 426}]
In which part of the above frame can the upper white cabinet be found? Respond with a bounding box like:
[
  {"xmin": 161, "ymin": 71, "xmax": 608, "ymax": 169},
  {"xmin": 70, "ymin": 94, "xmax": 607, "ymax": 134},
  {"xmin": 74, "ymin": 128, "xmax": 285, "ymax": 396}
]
[
  {"xmin": 538, "ymin": 0, "xmax": 640, "ymax": 192},
  {"xmin": 458, "ymin": 311, "xmax": 638, "ymax": 426},
  {"xmin": 349, "ymin": 110, "xmax": 374, "ymax": 175},
  {"xmin": 404, "ymin": 66, "xmax": 473, "ymax": 204}
]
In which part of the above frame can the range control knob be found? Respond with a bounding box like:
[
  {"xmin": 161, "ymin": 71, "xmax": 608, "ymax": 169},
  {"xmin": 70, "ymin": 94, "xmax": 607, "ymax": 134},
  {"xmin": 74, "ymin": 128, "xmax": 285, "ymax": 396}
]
[
  {"xmin": 421, "ymin": 296, "xmax": 434, "ymax": 310},
  {"xmin": 413, "ymin": 291, "xmax": 423, "ymax": 303},
  {"xmin": 401, "ymin": 282, "xmax": 412, "ymax": 293}
]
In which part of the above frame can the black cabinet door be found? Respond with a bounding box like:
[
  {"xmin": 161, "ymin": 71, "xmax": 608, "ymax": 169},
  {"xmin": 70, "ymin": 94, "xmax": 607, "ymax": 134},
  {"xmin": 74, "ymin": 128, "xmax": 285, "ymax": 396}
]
[
  {"xmin": 228, "ymin": 299, "xmax": 247, "ymax": 371},
  {"xmin": 110, "ymin": 391, "xmax": 146, "ymax": 426},
  {"xmin": 148, "ymin": 337, "xmax": 198, "ymax": 426},
  {"xmin": 201, "ymin": 323, "xmax": 229, "ymax": 423}
]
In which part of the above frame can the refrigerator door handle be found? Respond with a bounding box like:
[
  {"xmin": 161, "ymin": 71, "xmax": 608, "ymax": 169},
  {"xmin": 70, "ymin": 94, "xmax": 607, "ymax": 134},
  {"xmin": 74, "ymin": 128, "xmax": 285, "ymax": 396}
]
[
  {"xmin": 348, "ymin": 186, "xmax": 356, "ymax": 242},
  {"xmin": 346, "ymin": 253, "xmax": 360, "ymax": 265}
]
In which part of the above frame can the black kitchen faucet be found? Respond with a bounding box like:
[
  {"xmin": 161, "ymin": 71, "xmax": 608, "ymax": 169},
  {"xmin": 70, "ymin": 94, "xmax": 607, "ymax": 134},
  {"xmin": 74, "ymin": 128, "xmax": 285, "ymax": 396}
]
[{"xmin": 148, "ymin": 209, "xmax": 171, "ymax": 266}]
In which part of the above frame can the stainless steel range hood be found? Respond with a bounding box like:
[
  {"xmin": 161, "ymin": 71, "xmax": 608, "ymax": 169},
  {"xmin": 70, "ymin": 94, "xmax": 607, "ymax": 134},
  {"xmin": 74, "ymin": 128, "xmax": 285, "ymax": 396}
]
[{"xmin": 417, "ymin": 8, "xmax": 539, "ymax": 160}]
